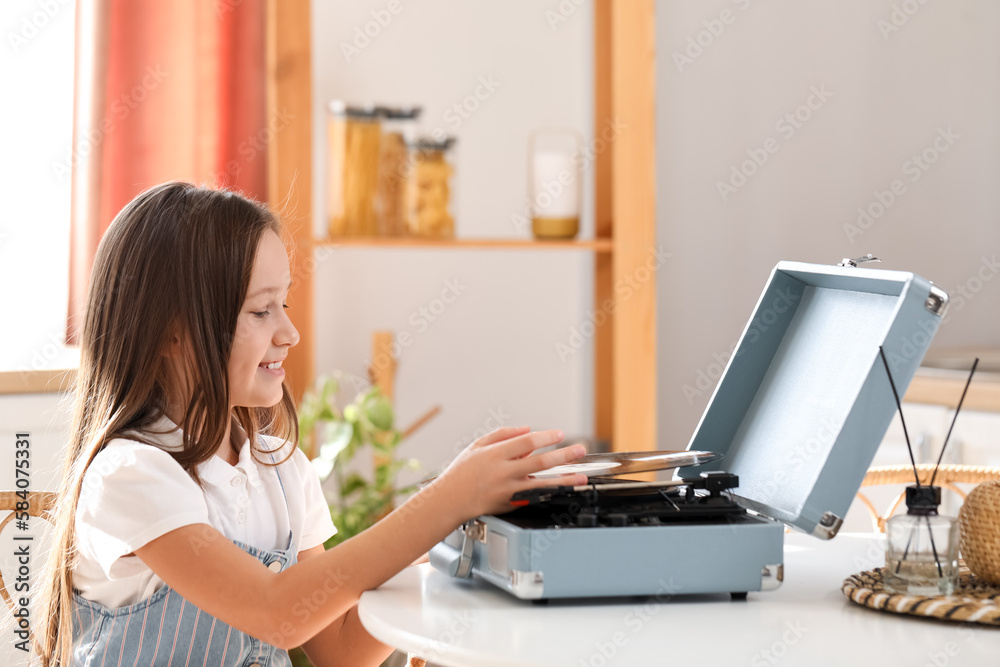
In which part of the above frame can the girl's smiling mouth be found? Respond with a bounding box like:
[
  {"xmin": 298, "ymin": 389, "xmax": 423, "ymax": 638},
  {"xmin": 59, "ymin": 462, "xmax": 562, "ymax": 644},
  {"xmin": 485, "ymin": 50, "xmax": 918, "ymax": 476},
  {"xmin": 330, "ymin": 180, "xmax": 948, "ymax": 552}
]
[{"xmin": 259, "ymin": 359, "xmax": 284, "ymax": 373}]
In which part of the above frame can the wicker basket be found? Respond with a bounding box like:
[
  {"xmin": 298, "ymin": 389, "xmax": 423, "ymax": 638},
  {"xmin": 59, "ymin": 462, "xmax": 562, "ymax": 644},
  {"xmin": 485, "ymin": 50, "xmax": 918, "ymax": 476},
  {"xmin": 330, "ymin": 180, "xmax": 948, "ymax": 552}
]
[{"xmin": 959, "ymin": 480, "xmax": 1000, "ymax": 585}]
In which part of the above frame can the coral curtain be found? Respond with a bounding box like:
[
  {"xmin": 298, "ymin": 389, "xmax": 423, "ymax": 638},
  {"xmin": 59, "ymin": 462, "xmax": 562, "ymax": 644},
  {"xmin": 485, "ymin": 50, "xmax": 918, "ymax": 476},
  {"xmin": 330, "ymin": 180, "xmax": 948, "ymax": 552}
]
[{"xmin": 66, "ymin": 0, "xmax": 268, "ymax": 344}]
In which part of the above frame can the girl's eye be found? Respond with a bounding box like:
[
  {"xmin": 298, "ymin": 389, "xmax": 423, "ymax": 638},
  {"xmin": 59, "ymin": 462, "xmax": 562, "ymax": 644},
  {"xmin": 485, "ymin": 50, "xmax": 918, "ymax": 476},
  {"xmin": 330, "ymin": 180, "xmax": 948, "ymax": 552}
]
[
  {"xmin": 283, "ymin": 304, "xmax": 289, "ymax": 310},
  {"xmin": 252, "ymin": 310, "xmax": 269, "ymax": 319}
]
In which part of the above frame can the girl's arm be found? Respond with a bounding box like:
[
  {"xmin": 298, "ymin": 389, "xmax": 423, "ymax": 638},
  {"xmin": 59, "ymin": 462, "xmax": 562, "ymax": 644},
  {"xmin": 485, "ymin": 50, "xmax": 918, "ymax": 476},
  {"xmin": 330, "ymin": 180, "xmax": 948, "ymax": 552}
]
[
  {"xmin": 134, "ymin": 426, "xmax": 586, "ymax": 650},
  {"xmin": 295, "ymin": 545, "xmax": 392, "ymax": 667}
]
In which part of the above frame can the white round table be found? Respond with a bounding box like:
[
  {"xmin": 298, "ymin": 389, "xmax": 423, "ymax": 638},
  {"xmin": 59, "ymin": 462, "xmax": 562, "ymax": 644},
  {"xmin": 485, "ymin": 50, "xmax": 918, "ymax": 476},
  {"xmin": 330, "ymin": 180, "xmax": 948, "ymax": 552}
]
[{"xmin": 359, "ymin": 533, "xmax": 999, "ymax": 666}]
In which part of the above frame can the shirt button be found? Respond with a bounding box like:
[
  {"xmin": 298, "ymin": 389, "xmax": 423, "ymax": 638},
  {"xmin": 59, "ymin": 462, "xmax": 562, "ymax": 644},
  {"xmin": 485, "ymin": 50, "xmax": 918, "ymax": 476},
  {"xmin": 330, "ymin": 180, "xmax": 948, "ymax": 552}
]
[
  {"xmin": 267, "ymin": 560, "xmax": 283, "ymax": 573},
  {"xmin": 230, "ymin": 477, "xmax": 242, "ymax": 487},
  {"xmin": 238, "ymin": 512, "xmax": 246, "ymax": 524}
]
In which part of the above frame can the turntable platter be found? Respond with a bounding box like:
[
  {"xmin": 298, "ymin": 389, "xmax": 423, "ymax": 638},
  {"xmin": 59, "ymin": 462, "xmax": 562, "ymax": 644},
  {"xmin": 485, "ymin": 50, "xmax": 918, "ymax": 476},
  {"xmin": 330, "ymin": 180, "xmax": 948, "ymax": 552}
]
[{"xmin": 529, "ymin": 450, "xmax": 722, "ymax": 479}]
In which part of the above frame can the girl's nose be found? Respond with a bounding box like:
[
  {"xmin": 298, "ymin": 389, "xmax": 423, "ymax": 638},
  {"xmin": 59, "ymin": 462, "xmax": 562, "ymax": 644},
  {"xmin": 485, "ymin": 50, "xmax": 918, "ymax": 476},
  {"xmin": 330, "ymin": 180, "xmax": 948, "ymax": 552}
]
[{"xmin": 277, "ymin": 310, "xmax": 300, "ymax": 347}]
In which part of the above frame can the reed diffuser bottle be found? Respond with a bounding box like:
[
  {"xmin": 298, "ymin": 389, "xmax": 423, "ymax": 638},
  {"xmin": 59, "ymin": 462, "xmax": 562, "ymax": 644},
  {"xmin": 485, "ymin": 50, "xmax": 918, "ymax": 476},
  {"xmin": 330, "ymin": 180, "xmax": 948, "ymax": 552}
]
[
  {"xmin": 884, "ymin": 485, "xmax": 959, "ymax": 595},
  {"xmin": 878, "ymin": 350, "xmax": 978, "ymax": 597}
]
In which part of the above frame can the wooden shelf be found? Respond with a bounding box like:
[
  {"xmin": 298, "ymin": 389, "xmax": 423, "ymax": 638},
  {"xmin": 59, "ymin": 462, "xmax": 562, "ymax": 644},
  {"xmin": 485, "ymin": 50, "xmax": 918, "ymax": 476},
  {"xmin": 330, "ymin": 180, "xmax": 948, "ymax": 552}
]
[
  {"xmin": 269, "ymin": 0, "xmax": 657, "ymax": 449},
  {"xmin": 315, "ymin": 237, "xmax": 613, "ymax": 252},
  {"xmin": 905, "ymin": 368, "xmax": 1000, "ymax": 413},
  {"xmin": 0, "ymin": 369, "xmax": 76, "ymax": 395}
]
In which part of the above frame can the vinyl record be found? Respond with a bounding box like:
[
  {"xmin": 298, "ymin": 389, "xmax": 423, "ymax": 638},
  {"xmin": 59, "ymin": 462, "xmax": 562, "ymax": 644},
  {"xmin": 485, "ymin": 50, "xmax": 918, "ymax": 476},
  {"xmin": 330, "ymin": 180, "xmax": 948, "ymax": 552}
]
[{"xmin": 529, "ymin": 450, "xmax": 723, "ymax": 479}]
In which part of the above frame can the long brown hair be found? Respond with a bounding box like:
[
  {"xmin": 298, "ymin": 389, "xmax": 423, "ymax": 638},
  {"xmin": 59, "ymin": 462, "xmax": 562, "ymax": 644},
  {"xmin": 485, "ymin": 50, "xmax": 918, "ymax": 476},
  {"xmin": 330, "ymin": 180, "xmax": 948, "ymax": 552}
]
[{"xmin": 33, "ymin": 182, "xmax": 299, "ymax": 665}]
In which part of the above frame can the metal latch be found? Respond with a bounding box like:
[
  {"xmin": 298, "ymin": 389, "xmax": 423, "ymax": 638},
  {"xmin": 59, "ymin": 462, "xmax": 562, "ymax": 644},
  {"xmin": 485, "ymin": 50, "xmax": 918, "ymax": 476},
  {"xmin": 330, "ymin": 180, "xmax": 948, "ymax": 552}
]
[
  {"xmin": 838, "ymin": 254, "xmax": 881, "ymax": 268},
  {"xmin": 454, "ymin": 519, "xmax": 487, "ymax": 579}
]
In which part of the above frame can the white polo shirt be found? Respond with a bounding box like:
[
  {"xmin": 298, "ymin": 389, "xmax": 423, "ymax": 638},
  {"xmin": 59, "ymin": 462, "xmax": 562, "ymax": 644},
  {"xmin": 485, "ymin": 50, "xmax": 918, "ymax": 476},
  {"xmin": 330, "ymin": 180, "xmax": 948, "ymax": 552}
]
[{"xmin": 73, "ymin": 415, "xmax": 336, "ymax": 609}]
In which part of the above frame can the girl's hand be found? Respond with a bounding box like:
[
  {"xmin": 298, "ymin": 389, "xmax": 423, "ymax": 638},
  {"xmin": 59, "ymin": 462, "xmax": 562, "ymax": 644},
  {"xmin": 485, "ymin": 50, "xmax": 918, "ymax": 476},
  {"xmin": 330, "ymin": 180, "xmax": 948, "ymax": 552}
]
[{"xmin": 434, "ymin": 426, "xmax": 588, "ymax": 521}]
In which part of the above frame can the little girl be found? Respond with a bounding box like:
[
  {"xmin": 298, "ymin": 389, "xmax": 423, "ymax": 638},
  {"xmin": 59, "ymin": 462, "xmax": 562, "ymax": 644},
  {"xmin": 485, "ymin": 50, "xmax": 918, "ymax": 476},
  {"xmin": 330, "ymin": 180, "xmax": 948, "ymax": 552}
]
[{"xmin": 34, "ymin": 182, "xmax": 587, "ymax": 666}]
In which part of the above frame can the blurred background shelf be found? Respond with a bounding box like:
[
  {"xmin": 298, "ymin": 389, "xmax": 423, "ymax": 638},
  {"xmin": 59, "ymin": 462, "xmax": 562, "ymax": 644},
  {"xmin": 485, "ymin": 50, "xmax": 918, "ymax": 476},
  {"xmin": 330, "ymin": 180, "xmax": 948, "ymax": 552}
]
[
  {"xmin": 905, "ymin": 347, "xmax": 1000, "ymax": 412},
  {"xmin": 271, "ymin": 0, "xmax": 658, "ymax": 452}
]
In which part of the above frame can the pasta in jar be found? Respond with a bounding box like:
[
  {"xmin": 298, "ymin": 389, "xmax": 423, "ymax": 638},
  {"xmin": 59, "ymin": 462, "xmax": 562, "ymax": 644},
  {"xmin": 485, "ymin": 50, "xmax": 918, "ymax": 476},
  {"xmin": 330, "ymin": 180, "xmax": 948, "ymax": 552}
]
[
  {"xmin": 406, "ymin": 137, "xmax": 455, "ymax": 239},
  {"xmin": 327, "ymin": 102, "xmax": 381, "ymax": 237}
]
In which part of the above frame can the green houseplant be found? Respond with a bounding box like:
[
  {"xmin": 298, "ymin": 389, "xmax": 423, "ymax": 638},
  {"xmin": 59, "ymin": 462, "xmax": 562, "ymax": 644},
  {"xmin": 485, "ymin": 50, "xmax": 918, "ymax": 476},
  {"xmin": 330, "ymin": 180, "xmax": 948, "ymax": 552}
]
[{"xmin": 297, "ymin": 374, "xmax": 420, "ymax": 547}]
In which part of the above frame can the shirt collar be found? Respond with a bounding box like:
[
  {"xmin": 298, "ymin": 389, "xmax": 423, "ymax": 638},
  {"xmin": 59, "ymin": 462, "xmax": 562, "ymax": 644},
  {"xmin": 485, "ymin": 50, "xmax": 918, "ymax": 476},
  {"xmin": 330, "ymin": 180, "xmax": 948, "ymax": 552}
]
[{"xmin": 138, "ymin": 413, "xmax": 264, "ymax": 491}]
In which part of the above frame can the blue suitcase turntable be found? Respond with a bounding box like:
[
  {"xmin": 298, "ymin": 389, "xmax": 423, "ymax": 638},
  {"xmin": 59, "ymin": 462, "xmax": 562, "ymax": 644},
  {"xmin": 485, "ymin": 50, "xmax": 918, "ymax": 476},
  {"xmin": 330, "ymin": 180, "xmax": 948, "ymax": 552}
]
[{"xmin": 430, "ymin": 259, "xmax": 949, "ymax": 600}]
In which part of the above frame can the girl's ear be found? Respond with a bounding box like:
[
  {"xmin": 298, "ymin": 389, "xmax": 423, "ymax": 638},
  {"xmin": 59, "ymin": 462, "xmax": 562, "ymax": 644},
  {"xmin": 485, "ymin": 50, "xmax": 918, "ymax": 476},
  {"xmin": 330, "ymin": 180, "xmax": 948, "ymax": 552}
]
[{"xmin": 161, "ymin": 321, "xmax": 186, "ymax": 359}]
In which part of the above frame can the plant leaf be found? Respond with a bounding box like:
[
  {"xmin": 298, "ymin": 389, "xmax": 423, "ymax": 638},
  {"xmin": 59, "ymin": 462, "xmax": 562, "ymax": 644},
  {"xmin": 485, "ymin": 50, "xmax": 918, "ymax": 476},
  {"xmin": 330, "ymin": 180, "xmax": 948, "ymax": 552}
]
[
  {"xmin": 310, "ymin": 455, "xmax": 334, "ymax": 480},
  {"xmin": 340, "ymin": 473, "xmax": 368, "ymax": 497},
  {"xmin": 319, "ymin": 422, "xmax": 353, "ymax": 462}
]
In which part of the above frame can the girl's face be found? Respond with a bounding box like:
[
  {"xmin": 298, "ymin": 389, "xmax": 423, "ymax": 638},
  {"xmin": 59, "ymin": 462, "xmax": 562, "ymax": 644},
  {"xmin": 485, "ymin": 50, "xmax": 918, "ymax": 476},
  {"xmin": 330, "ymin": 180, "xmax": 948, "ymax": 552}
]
[{"xmin": 229, "ymin": 230, "xmax": 299, "ymax": 408}]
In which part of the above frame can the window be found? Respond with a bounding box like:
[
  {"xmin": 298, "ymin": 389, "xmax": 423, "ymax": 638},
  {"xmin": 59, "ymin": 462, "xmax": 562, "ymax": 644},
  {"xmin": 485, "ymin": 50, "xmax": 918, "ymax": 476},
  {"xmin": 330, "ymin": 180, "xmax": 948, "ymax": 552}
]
[{"xmin": 0, "ymin": 0, "xmax": 77, "ymax": 371}]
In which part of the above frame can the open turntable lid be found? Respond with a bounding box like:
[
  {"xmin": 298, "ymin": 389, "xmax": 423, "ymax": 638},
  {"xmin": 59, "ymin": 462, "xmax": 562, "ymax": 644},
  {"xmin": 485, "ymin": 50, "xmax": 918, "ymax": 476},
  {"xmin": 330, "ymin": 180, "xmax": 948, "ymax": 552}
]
[{"xmin": 683, "ymin": 261, "xmax": 948, "ymax": 538}]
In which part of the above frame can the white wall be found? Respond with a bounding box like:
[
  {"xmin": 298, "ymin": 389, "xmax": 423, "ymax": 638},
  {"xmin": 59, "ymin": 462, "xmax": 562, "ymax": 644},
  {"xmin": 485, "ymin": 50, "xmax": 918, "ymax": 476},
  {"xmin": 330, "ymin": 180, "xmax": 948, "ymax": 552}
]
[
  {"xmin": 311, "ymin": 0, "xmax": 596, "ymax": 479},
  {"xmin": 655, "ymin": 0, "xmax": 1000, "ymax": 450}
]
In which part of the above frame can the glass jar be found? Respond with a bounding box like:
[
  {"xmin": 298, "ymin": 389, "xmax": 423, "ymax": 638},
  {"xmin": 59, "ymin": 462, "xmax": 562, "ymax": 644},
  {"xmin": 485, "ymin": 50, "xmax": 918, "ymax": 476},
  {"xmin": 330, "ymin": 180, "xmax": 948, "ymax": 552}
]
[
  {"xmin": 529, "ymin": 129, "xmax": 582, "ymax": 239},
  {"xmin": 406, "ymin": 136, "xmax": 456, "ymax": 239},
  {"xmin": 327, "ymin": 101, "xmax": 381, "ymax": 237},
  {"xmin": 884, "ymin": 485, "xmax": 960, "ymax": 596},
  {"xmin": 376, "ymin": 106, "xmax": 422, "ymax": 236}
]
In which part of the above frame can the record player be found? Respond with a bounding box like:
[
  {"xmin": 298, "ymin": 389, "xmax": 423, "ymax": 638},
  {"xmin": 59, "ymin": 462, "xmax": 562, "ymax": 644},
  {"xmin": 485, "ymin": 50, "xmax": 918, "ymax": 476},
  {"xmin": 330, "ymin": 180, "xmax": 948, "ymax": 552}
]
[{"xmin": 430, "ymin": 260, "xmax": 949, "ymax": 600}]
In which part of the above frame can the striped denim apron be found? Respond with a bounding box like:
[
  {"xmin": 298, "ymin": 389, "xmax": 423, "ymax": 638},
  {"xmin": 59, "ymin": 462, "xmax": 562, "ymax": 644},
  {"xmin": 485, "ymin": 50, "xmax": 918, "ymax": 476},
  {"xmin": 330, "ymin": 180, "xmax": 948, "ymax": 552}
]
[{"xmin": 72, "ymin": 459, "xmax": 299, "ymax": 666}]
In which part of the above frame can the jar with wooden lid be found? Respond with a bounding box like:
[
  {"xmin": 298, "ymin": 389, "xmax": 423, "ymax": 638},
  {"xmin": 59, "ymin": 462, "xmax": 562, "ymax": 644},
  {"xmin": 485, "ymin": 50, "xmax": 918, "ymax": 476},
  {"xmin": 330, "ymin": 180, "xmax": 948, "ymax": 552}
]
[
  {"xmin": 376, "ymin": 106, "xmax": 421, "ymax": 236},
  {"xmin": 327, "ymin": 101, "xmax": 381, "ymax": 237},
  {"xmin": 406, "ymin": 136, "xmax": 456, "ymax": 239}
]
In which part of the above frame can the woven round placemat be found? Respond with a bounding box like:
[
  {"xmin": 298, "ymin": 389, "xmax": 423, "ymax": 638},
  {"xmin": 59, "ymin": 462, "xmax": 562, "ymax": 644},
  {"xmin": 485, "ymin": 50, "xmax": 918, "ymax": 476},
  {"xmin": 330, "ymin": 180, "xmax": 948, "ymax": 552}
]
[{"xmin": 842, "ymin": 566, "xmax": 1000, "ymax": 626}]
